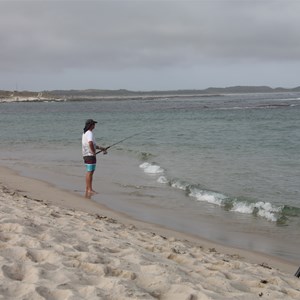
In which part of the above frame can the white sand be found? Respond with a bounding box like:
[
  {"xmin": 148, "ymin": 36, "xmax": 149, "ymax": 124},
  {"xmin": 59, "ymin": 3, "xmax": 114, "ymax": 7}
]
[{"xmin": 0, "ymin": 167, "xmax": 300, "ymax": 299}]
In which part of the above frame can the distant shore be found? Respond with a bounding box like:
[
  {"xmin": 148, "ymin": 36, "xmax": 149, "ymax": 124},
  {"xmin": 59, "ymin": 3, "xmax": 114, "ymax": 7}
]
[
  {"xmin": 1, "ymin": 85, "xmax": 300, "ymax": 103},
  {"xmin": 0, "ymin": 96, "xmax": 65, "ymax": 103},
  {"xmin": 0, "ymin": 93, "xmax": 221, "ymax": 103},
  {"xmin": 0, "ymin": 91, "xmax": 229, "ymax": 103}
]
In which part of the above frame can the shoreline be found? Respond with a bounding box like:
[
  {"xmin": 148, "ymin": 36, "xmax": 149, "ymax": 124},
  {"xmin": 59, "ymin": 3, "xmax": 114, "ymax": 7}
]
[
  {"xmin": 1, "ymin": 88, "xmax": 299, "ymax": 103},
  {"xmin": 0, "ymin": 93, "xmax": 221, "ymax": 103},
  {"xmin": 1, "ymin": 166, "xmax": 300, "ymax": 298},
  {"xmin": 0, "ymin": 165, "xmax": 297, "ymax": 275},
  {"xmin": 5, "ymin": 150, "xmax": 300, "ymax": 266}
]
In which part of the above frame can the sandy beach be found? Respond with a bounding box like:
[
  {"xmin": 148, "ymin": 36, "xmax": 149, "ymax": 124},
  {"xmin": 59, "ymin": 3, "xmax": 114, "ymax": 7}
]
[{"xmin": 0, "ymin": 166, "xmax": 299, "ymax": 299}]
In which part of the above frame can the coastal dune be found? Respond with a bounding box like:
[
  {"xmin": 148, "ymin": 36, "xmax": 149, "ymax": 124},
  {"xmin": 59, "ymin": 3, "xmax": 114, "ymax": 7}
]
[{"xmin": 0, "ymin": 168, "xmax": 300, "ymax": 299}]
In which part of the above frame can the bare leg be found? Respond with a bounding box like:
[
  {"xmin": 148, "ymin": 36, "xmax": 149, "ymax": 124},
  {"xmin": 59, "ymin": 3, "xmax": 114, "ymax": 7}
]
[{"xmin": 85, "ymin": 171, "xmax": 95, "ymax": 197}]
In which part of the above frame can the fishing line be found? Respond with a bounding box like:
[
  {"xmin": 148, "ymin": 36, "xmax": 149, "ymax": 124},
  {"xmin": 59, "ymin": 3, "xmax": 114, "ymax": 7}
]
[{"xmin": 96, "ymin": 132, "xmax": 142, "ymax": 155}]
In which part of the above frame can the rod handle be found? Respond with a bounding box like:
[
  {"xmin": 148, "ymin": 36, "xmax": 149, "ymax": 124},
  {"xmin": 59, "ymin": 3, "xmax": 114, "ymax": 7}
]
[
  {"xmin": 96, "ymin": 146, "xmax": 110, "ymax": 155},
  {"xmin": 295, "ymin": 266, "xmax": 300, "ymax": 278}
]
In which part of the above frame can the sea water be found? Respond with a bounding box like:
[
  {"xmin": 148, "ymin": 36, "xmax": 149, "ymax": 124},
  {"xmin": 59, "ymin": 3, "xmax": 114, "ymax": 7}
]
[{"xmin": 0, "ymin": 93, "xmax": 300, "ymax": 262}]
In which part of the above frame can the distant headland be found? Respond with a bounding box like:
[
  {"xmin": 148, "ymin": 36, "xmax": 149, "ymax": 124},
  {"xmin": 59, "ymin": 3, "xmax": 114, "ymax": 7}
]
[{"xmin": 1, "ymin": 85, "xmax": 300, "ymax": 103}]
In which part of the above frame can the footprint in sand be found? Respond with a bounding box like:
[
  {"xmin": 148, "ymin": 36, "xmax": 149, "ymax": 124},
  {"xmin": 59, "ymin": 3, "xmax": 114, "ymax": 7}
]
[
  {"xmin": 104, "ymin": 266, "xmax": 137, "ymax": 280},
  {"xmin": 26, "ymin": 249, "xmax": 58, "ymax": 264},
  {"xmin": 36, "ymin": 286, "xmax": 73, "ymax": 300},
  {"xmin": 2, "ymin": 263, "xmax": 39, "ymax": 283}
]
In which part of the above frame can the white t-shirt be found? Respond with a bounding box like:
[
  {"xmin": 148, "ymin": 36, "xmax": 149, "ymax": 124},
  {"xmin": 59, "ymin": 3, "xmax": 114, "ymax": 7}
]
[{"xmin": 82, "ymin": 130, "xmax": 96, "ymax": 156}]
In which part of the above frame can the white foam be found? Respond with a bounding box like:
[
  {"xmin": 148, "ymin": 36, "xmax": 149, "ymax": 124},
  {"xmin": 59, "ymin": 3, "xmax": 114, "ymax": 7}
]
[
  {"xmin": 231, "ymin": 201, "xmax": 282, "ymax": 222},
  {"xmin": 255, "ymin": 201, "xmax": 282, "ymax": 222},
  {"xmin": 170, "ymin": 180, "xmax": 188, "ymax": 191},
  {"xmin": 231, "ymin": 202, "xmax": 254, "ymax": 214},
  {"xmin": 157, "ymin": 176, "xmax": 168, "ymax": 184},
  {"xmin": 139, "ymin": 162, "xmax": 164, "ymax": 174},
  {"xmin": 189, "ymin": 188, "xmax": 225, "ymax": 206}
]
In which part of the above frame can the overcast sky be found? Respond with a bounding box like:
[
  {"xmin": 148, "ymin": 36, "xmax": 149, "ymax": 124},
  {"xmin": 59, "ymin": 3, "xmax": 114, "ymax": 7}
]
[{"xmin": 1, "ymin": 0, "xmax": 300, "ymax": 91}]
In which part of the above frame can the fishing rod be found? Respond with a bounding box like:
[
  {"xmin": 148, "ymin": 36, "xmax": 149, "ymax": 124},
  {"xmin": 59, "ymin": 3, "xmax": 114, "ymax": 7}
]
[
  {"xmin": 295, "ymin": 266, "xmax": 300, "ymax": 278},
  {"xmin": 96, "ymin": 132, "xmax": 141, "ymax": 155}
]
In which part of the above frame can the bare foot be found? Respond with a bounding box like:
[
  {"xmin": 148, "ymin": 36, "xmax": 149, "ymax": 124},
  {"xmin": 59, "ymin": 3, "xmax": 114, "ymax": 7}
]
[{"xmin": 85, "ymin": 190, "xmax": 98, "ymax": 198}]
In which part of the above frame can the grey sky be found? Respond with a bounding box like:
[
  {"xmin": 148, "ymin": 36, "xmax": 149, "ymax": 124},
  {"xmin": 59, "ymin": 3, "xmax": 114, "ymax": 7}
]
[{"xmin": 1, "ymin": 0, "xmax": 300, "ymax": 91}]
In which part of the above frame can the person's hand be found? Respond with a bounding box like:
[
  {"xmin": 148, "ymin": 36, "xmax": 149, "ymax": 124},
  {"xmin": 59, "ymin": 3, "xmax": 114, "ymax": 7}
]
[{"xmin": 100, "ymin": 147, "xmax": 108, "ymax": 155}]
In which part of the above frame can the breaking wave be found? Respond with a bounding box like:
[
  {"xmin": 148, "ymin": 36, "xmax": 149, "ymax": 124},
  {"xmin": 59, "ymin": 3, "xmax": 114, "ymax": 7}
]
[
  {"xmin": 139, "ymin": 162, "xmax": 299, "ymax": 224},
  {"xmin": 139, "ymin": 162, "xmax": 164, "ymax": 174}
]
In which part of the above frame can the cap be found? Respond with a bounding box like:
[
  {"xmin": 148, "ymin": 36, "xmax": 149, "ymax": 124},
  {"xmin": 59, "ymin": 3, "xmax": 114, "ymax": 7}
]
[{"xmin": 85, "ymin": 119, "xmax": 98, "ymax": 126}]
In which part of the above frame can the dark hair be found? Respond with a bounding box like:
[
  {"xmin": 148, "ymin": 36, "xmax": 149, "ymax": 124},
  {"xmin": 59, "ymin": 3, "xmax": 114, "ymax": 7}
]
[{"xmin": 83, "ymin": 119, "xmax": 97, "ymax": 133}]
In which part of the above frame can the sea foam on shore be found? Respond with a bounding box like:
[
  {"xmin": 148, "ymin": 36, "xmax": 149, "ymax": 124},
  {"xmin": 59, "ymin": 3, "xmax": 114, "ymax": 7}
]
[{"xmin": 0, "ymin": 183, "xmax": 300, "ymax": 299}]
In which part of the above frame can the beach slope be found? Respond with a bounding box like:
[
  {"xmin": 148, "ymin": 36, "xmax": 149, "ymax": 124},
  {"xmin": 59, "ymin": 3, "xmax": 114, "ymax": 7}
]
[{"xmin": 0, "ymin": 169, "xmax": 300, "ymax": 299}]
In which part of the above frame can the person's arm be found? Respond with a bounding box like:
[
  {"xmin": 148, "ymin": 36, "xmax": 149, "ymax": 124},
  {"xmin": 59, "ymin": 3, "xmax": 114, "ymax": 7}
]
[{"xmin": 88, "ymin": 141, "xmax": 96, "ymax": 156}]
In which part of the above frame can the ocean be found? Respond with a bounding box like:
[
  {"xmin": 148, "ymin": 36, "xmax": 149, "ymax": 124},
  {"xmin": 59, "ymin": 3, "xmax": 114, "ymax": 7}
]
[{"xmin": 1, "ymin": 92, "xmax": 300, "ymax": 263}]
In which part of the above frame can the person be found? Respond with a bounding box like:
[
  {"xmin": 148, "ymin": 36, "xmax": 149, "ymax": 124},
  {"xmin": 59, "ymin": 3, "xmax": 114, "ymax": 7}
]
[{"xmin": 82, "ymin": 119, "xmax": 107, "ymax": 197}]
